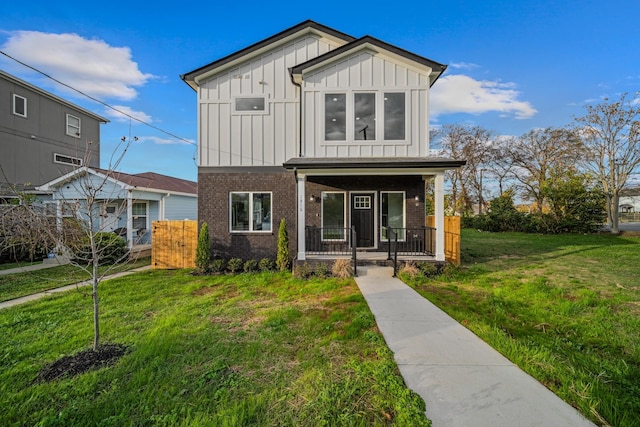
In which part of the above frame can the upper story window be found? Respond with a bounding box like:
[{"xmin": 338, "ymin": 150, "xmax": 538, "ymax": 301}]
[
  {"xmin": 324, "ymin": 92, "xmax": 406, "ymax": 142},
  {"xmin": 54, "ymin": 153, "xmax": 83, "ymax": 166},
  {"xmin": 234, "ymin": 97, "xmax": 267, "ymax": 114},
  {"xmin": 12, "ymin": 94, "xmax": 27, "ymax": 118},
  {"xmin": 66, "ymin": 114, "xmax": 81, "ymax": 137}
]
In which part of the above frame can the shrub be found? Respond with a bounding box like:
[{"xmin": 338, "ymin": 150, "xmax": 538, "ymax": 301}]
[
  {"xmin": 228, "ymin": 258, "xmax": 243, "ymax": 273},
  {"xmin": 211, "ymin": 258, "xmax": 226, "ymax": 273},
  {"xmin": 314, "ymin": 262, "xmax": 330, "ymax": 278},
  {"xmin": 73, "ymin": 232, "xmax": 128, "ymax": 265},
  {"xmin": 417, "ymin": 262, "xmax": 438, "ymax": 278},
  {"xmin": 331, "ymin": 259, "xmax": 353, "ymax": 278},
  {"xmin": 195, "ymin": 222, "xmax": 211, "ymax": 273},
  {"xmin": 276, "ymin": 219, "xmax": 290, "ymax": 272},
  {"xmin": 399, "ymin": 261, "xmax": 420, "ymax": 278},
  {"xmin": 259, "ymin": 258, "xmax": 274, "ymax": 272},
  {"xmin": 243, "ymin": 259, "xmax": 258, "ymax": 273},
  {"xmin": 294, "ymin": 262, "xmax": 313, "ymax": 279}
]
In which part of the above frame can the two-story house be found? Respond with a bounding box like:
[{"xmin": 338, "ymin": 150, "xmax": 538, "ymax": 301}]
[
  {"xmin": 182, "ymin": 21, "xmax": 464, "ymax": 263},
  {"xmin": 0, "ymin": 69, "xmax": 107, "ymax": 199}
]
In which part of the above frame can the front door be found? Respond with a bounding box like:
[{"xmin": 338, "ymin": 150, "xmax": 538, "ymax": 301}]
[{"xmin": 351, "ymin": 193, "xmax": 374, "ymax": 248}]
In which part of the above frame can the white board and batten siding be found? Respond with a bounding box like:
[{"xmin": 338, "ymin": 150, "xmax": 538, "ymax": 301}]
[
  {"xmin": 301, "ymin": 50, "xmax": 432, "ymax": 158},
  {"xmin": 198, "ymin": 35, "xmax": 341, "ymax": 168}
]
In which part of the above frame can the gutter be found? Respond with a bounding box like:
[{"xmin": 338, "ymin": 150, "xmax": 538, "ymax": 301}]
[{"xmin": 288, "ymin": 67, "xmax": 304, "ymax": 158}]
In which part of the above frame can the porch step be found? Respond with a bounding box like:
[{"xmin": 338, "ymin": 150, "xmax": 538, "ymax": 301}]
[{"xmin": 356, "ymin": 258, "xmax": 394, "ymax": 267}]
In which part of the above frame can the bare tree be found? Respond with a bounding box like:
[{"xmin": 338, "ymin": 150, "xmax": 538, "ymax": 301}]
[
  {"xmin": 437, "ymin": 124, "xmax": 493, "ymax": 215},
  {"xmin": 575, "ymin": 93, "xmax": 640, "ymax": 234},
  {"xmin": 0, "ymin": 137, "xmax": 136, "ymax": 350},
  {"xmin": 505, "ymin": 127, "xmax": 583, "ymax": 213}
]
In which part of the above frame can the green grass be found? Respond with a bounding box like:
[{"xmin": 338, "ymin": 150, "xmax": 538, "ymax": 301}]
[
  {"xmin": 0, "ymin": 258, "xmax": 151, "ymax": 302},
  {"xmin": 401, "ymin": 229, "xmax": 640, "ymax": 427},
  {"xmin": 0, "ymin": 270, "xmax": 429, "ymax": 426}
]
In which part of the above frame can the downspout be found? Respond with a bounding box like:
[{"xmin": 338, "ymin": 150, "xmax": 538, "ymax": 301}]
[{"xmin": 288, "ymin": 67, "xmax": 303, "ymax": 158}]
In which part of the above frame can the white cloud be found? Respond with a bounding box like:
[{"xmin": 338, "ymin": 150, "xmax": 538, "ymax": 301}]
[
  {"xmin": 104, "ymin": 105, "xmax": 152, "ymax": 123},
  {"xmin": 449, "ymin": 62, "xmax": 480, "ymax": 70},
  {"xmin": 1, "ymin": 31, "xmax": 154, "ymax": 100},
  {"xmin": 431, "ymin": 74, "xmax": 537, "ymax": 119},
  {"xmin": 138, "ymin": 136, "xmax": 195, "ymax": 146}
]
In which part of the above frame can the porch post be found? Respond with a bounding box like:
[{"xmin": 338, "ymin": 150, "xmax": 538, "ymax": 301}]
[
  {"xmin": 126, "ymin": 192, "xmax": 133, "ymax": 249},
  {"xmin": 296, "ymin": 173, "xmax": 306, "ymax": 261},
  {"xmin": 434, "ymin": 173, "xmax": 445, "ymax": 262}
]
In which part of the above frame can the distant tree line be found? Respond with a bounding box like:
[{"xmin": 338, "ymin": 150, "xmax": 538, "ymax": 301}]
[{"xmin": 432, "ymin": 92, "xmax": 640, "ymax": 234}]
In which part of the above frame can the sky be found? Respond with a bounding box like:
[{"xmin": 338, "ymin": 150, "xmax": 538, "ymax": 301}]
[{"xmin": 1, "ymin": 0, "xmax": 639, "ymax": 183}]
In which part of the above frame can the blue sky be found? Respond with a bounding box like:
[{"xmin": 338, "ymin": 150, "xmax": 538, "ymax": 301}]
[{"xmin": 1, "ymin": 0, "xmax": 638, "ymax": 182}]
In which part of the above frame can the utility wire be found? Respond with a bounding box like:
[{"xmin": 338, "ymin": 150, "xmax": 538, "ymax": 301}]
[
  {"xmin": 0, "ymin": 50, "xmax": 194, "ymax": 146},
  {"xmin": 0, "ymin": 50, "xmax": 278, "ymax": 167}
]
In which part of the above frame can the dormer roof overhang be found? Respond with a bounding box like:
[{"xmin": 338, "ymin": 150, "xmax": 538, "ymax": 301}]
[
  {"xmin": 180, "ymin": 20, "xmax": 355, "ymax": 90},
  {"xmin": 289, "ymin": 36, "xmax": 447, "ymax": 87}
]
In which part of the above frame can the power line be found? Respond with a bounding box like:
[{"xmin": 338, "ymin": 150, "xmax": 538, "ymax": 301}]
[
  {"xmin": 1, "ymin": 50, "xmax": 279, "ymax": 167},
  {"xmin": 0, "ymin": 50, "xmax": 194, "ymax": 146}
]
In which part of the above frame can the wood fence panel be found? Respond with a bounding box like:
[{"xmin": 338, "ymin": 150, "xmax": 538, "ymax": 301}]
[
  {"xmin": 152, "ymin": 220, "xmax": 197, "ymax": 269},
  {"xmin": 426, "ymin": 216, "xmax": 461, "ymax": 265}
]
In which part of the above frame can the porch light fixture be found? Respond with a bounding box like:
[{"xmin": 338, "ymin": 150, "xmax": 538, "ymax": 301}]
[{"xmin": 309, "ymin": 195, "xmax": 319, "ymax": 202}]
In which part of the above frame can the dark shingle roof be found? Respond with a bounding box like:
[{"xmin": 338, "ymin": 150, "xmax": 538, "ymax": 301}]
[{"xmin": 95, "ymin": 168, "xmax": 197, "ymax": 194}]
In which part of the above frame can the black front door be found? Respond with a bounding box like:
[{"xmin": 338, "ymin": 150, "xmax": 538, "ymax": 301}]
[{"xmin": 351, "ymin": 193, "xmax": 374, "ymax": 248}]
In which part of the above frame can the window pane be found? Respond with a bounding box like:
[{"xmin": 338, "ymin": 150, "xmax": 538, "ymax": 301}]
[
  {"xmin": 236, "ymin": 97, "xmax": 265, "ymax": 111},
  {"xmin": 132, "ymin": 203, "xmax": 146, "ymax": 216},
  {"xmin": 384, "ymin": 93, "xmax": 405, "ymax": 140},
  {"xmin": 322, "ymin": 192, "xmax": 345, "ymax": 239},
  {"xmin": 381, "ymin": 192, "xmax": 405, "ymax": 240},
  {"xmin": 67, "ymin": 114, "xmax": 81, "ymax": 136},
  {"xmin": 231, "ymin": 193, "xmax": 249, "ymax": 231},
  {"xmin": 252, "ymin": 193, "xmax": 271, "ymax": 231},
  {"xmin": 325, "ymin": 94, "xmax": 346, "ymax": 141},
  {"xmin": 354, "ymin": 93, "xmax": 376, "ymax": 140},
  {"xmin": 13, "ymin": 95, "xmax": 26, "ymax": 116}
]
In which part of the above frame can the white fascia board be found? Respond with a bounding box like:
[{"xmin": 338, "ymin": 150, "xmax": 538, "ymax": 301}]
[
  {"xmin": 296, "ymin": 43, "xmax": 432, "ymax": 81},
  {"xmin": 194, "ymin": 28, "xmax": 348, "ymax": 86}
]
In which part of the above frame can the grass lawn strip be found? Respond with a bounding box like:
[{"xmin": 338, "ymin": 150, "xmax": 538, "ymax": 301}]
[
  {"xmin": 0, "ymin": 258, "xmax": 151, "ymax": 303},
  {"xmin": 0, "ymin": 270, "xmax": 429, "ymax": 426},
  {"xmin": 401, "ymin": 230, "xmax": 640, "ymax": 427}
]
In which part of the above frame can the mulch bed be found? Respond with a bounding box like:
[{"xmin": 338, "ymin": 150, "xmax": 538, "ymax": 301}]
[{"xmin": 35, "ymin": 343, "xmax": 129, "ymax": 383}]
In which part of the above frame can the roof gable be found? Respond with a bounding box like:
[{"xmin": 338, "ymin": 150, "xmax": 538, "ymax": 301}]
[
  {"xmin": 37, "ymin": 167, "xmax": 197, "ymax": 195},
  {"xmin": 181, "ymin": 20, "xmax": 355, "ymax": 89},
  {"xmin": 290, "ymin": 36, "xmax": 447, "ymax": 87}
]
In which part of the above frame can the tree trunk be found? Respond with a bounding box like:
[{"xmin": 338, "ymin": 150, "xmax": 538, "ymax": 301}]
[
  {"xmin": 611, "ymin": 193, "xmax": 620, "ymax": 234},
  {"xmin": 92, "ymin": 261, "xmax": 100, "ymax": 350}
]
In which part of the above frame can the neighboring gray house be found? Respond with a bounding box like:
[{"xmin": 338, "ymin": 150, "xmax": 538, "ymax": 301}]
[
  {"xmin": 0, "ymin": 69, "xmax": 107, "ymax": 199},
  {"xmin": 37, "ymin": 167, "xmax": 197, "ymax": 248},
  {"xmin": 182, "ymin": 21, "xmax": 464, "ymax": 262}
]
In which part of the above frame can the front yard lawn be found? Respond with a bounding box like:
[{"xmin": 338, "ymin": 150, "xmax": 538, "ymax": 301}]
[
  {"xmin": 0, "ymin": 270, "xmax": 428, "ymax": 426},
  {"xmin": 401, "ymin": 230, "xmax": 640, "ymax": 427}
]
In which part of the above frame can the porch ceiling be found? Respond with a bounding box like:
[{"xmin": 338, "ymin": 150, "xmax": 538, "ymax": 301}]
[{"xmin": 284, "ymin": 157, "xmax": 466, "ymax": 175}]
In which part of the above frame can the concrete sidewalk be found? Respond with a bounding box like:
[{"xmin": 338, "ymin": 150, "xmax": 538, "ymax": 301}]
[
  {"xmin": 0, "ymin": 266, "xmax": 152, "ymax": 310},
  {"xmin": 355, "ymin": 266, "xmax": 595, "ymax": 427}
]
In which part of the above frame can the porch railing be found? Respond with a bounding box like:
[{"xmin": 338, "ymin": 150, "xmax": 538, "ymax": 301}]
[
  {"xmin": 384, "ymin": 226, "xmax": 436, "ymax": 256},
  {"xmin": 305, "ymin": 226, "xmax": 357, "ymax": 276}
]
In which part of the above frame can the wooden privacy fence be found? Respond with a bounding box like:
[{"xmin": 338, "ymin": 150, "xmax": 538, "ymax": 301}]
[
  {"xmin": 152, "ymin": 220, "xmax": 197, "ymax": 269},
  {"xmin": 426, "ymin": 216, "xmax": 461, "ymax": 266}
]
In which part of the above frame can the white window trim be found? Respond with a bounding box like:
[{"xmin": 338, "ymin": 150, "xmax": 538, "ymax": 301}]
[
  {"xmin": 321, "ymin": 191, "xmax": 347, "ymax": 242},
  {"xmin": 381, "ymin": 191, "xmax": 406, "ymax": 242},
  {"xmin": 53, "ymin": 153, "xmax": 83, "ymax": 166},
  {"xmin": 12, "ymin": 94, "xmax": 27, "ymax": 118},
  {"xmin": 66, "ymin": 113, "xmax": 81, "ymax": 137},
  {"xmin": 232, "ymin": 96, "xmax": 269, "ymax": 115},
  {"xmin": 229, "ymin": 191, "xmax": 273, "ymax": 233},
  {"xmin": 132, "ymin": 202, "xmax": 149, "ymax": 231},
  {"xmin": 321, "ymin": 90, "xmax": 409, "ymax": 145}
]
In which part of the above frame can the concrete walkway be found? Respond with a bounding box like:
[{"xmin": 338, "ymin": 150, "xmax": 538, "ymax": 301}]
[
  {"xmin": 0, "ymin": 266, "xmax": 152, "ymax": 310},
  {"xmin": 355, "ymin": 266, "xmax": 596, "ymax": 427}
]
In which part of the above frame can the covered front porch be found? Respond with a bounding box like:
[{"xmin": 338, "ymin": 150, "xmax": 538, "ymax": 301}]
[{"xmin": 283, "ymin": 157, "xmax": 465, "ymax": 263}]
